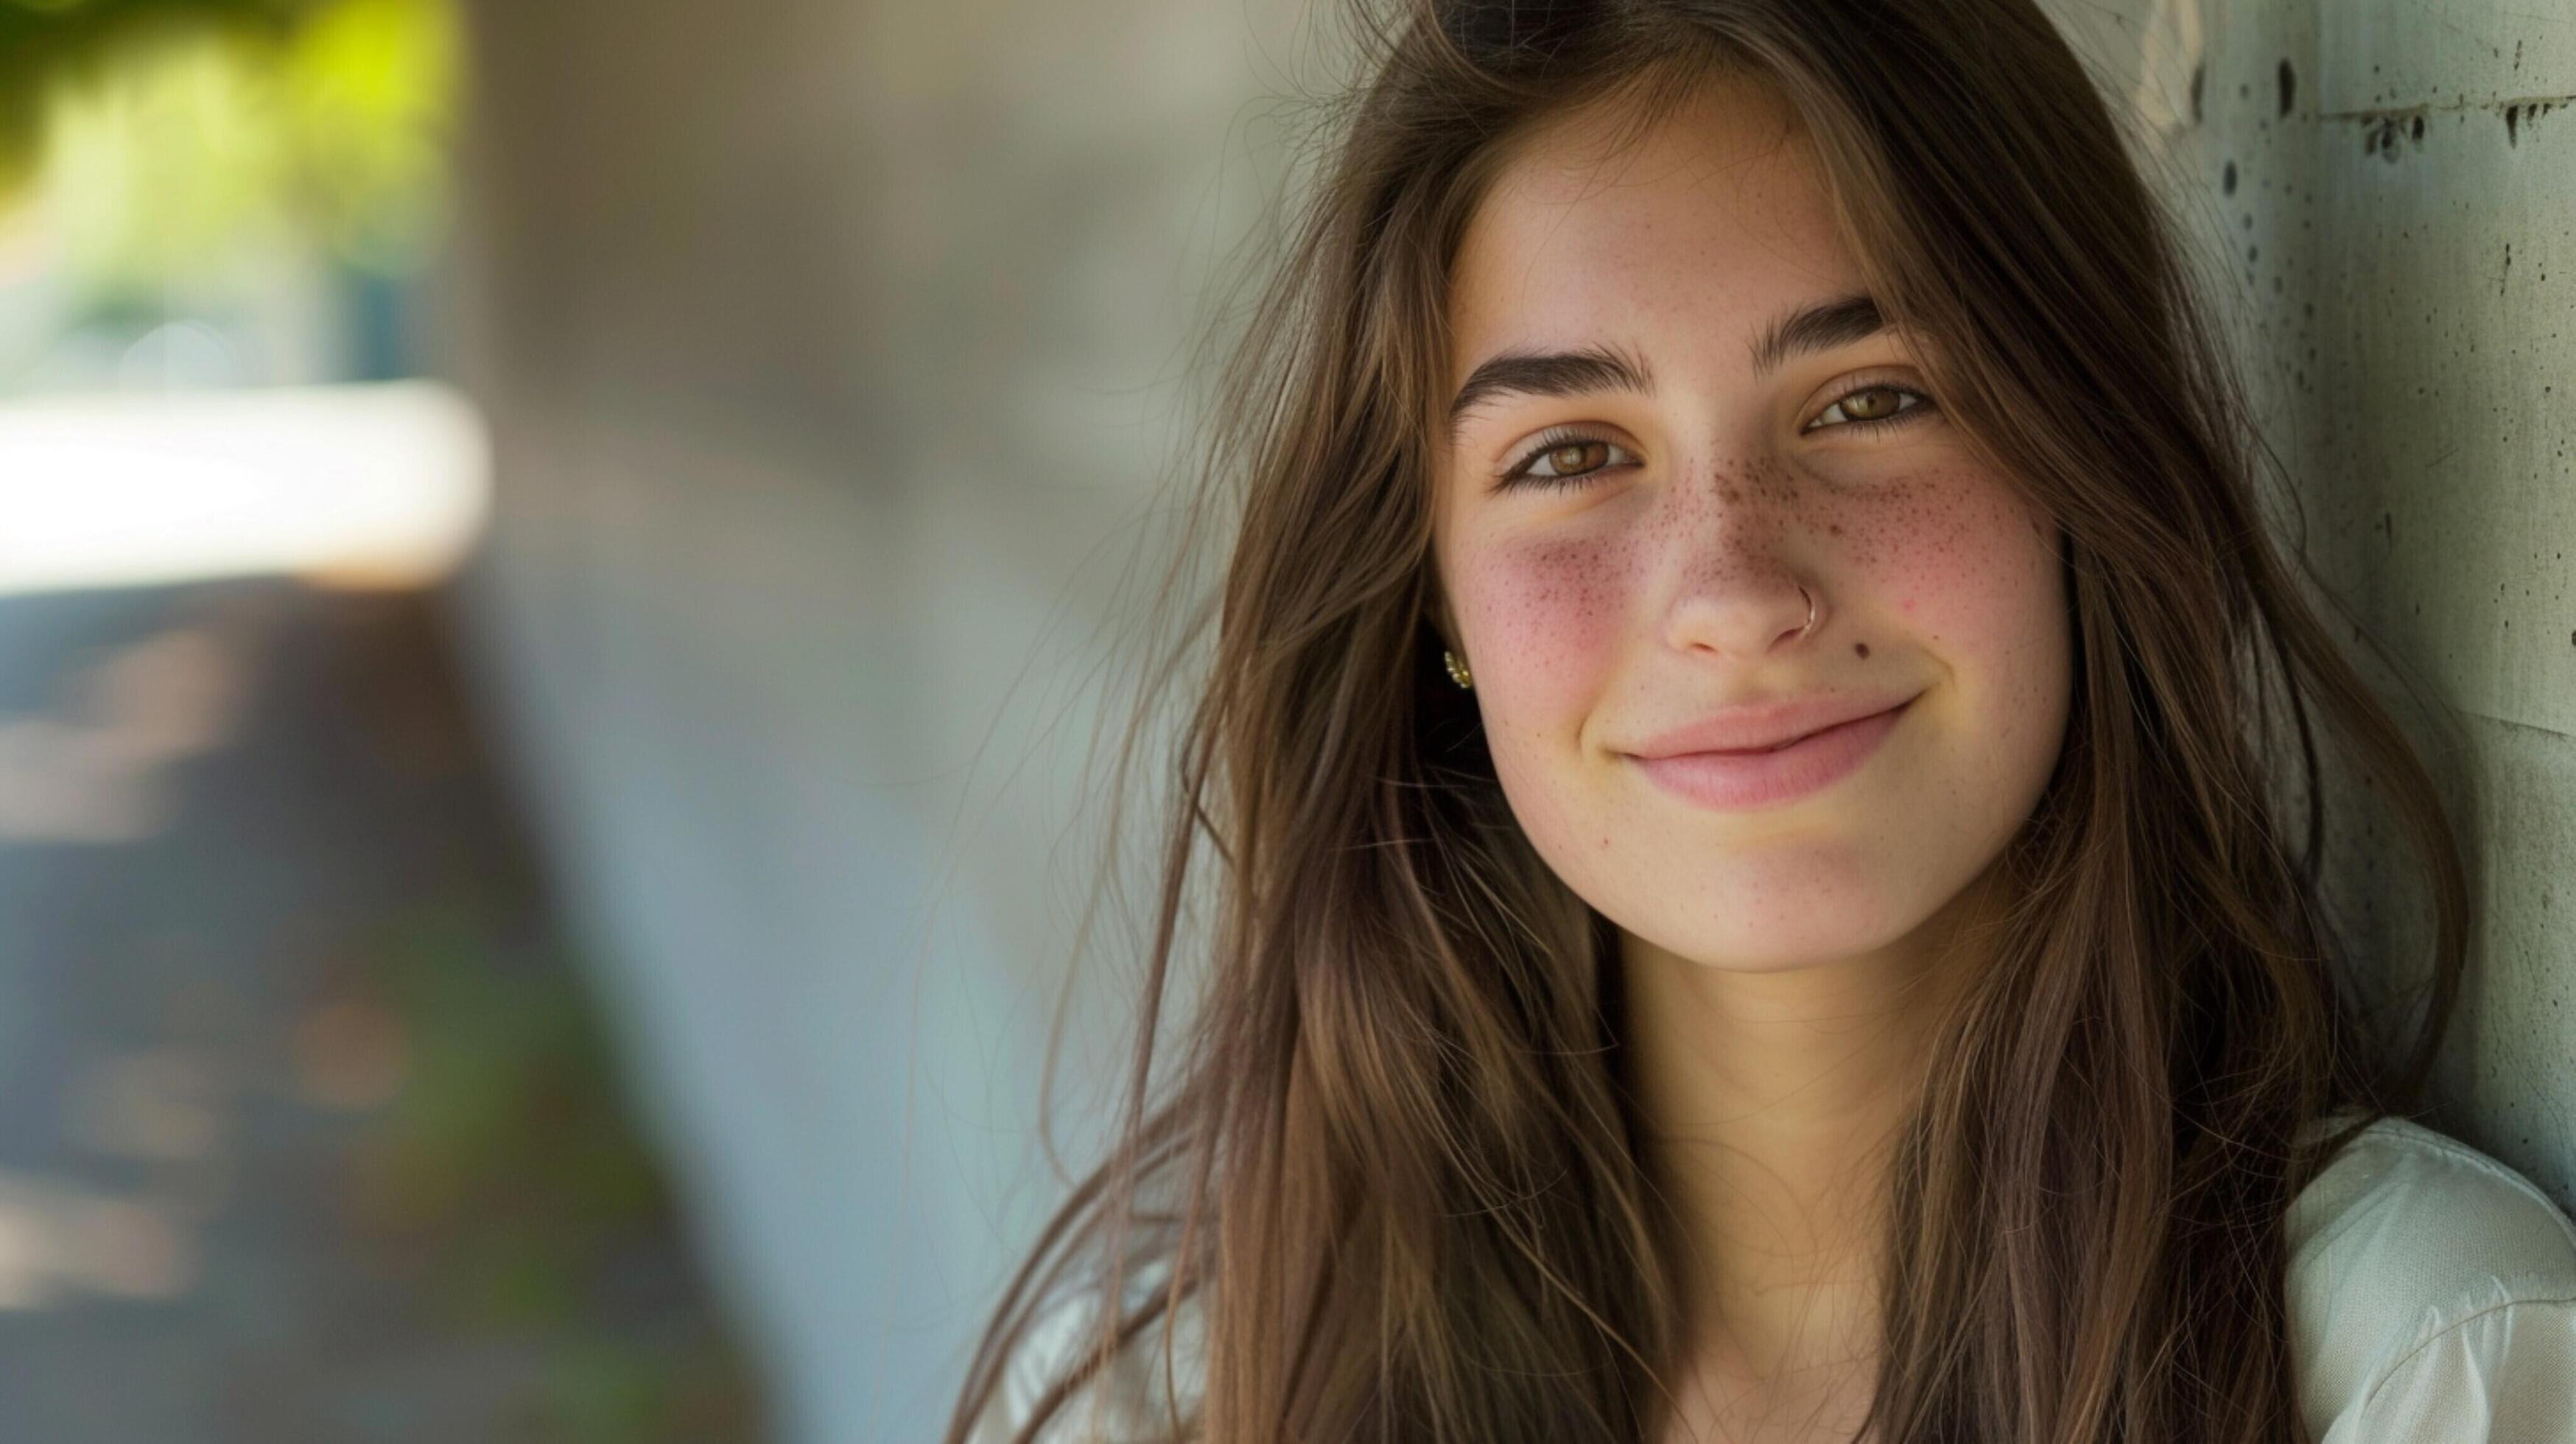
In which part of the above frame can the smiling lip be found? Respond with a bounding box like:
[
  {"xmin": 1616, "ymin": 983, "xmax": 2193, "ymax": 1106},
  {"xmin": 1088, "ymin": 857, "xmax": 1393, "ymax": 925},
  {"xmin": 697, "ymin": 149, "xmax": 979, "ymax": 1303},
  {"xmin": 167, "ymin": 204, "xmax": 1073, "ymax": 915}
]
[{"xmin": 1626, "ymin": 693, "xmax": 1919, "ymax": 810}]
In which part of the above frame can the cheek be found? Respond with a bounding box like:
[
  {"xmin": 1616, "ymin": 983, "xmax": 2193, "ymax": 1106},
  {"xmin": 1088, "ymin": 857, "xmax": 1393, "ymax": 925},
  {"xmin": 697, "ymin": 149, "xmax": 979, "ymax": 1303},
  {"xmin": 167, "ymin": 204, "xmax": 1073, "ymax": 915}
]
[
  {"xmin": 1836, "ymin": 469, "xmax": 2061, "ymax": 659},
  {"xmin": 1849, "ymin": 470, "xmax": 2071, "ymax": 785},
  {"xmin": 1450, "ymin": 529, "xmax": 1638, "ymax": 723}
]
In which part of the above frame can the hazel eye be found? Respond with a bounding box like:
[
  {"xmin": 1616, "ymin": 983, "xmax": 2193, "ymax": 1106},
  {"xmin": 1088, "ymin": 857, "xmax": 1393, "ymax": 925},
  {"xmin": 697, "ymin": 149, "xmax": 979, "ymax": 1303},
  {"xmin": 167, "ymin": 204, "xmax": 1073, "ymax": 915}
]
[
  {"xmin": 1499, "ymin": 430, "xmax": 1638, "ymax": 491},
  {"xmin": 1806, "ymin": 383, "xmax": 1936, "ymax": 434},
  {"xmin": 1531, "ymin": 438, "xmax": 1613, "ymax": 478}
]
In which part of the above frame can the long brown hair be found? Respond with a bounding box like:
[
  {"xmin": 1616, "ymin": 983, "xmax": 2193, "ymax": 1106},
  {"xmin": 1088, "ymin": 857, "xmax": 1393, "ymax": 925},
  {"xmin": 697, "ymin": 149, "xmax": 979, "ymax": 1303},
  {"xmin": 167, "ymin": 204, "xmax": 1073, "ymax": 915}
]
[{"xmin": 945, "ymin": 1, "xmax": 2470, "ymax": 1439}]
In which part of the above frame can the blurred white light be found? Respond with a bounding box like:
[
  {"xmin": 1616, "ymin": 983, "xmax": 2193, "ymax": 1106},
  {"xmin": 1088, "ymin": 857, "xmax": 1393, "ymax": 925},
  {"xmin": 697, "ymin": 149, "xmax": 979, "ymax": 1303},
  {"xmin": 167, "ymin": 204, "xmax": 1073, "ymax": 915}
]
[
  {"xmin": 0, "ymin": 1172, "xmax": 203, "ymax": 1309},
  {"xmin": 115, "ymin": 322, "xmax": 245, "ymax": 391},
  {"xmin": 0, "ymin": 381, "xmax": 491, "ymax": 596}
]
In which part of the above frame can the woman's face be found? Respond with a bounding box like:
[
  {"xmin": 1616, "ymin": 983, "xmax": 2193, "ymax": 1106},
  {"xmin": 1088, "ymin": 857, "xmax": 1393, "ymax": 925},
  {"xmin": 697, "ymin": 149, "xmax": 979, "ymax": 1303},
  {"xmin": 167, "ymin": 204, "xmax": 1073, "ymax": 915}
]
[{"xmin": 1430, "ymin": 77, "xmax": 2074, "ymax": 975}]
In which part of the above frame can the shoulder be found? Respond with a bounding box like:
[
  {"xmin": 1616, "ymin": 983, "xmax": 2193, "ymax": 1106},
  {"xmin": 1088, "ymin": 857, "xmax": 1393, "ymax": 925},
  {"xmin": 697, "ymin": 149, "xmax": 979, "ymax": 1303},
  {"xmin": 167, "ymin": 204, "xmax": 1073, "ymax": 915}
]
[
  {"xmin": 2287, "ymin": 1112, "xmax": 2576, "ymax": 1286},
  {"xmin": 2286, "ymin": 1112, "xmax": 2576, "ymax": 1441},
  {"xmin": 969, "ymin": 1264, "xmax": 1205, "ymax": 1443}
]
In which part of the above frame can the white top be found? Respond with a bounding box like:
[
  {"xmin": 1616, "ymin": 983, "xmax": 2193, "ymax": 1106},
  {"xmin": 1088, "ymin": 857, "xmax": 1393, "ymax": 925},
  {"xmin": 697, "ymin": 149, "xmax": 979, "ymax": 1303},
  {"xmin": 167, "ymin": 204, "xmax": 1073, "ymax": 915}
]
[
  {"xmin": 976, "ymin": 1115, "xmax": 2576, "ymax": 1441},
  {"xmin": 2286, "ymin": 1115, "xmax": 2576, "ymax": 1440}
]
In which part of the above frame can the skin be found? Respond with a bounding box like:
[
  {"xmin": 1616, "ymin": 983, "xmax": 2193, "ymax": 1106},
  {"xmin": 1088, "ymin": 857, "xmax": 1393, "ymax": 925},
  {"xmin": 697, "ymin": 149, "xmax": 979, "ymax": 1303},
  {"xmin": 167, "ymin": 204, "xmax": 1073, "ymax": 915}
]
[{"xmin": 1427, "ymin": 76, "xmax": 2074, "ymax": 1442}]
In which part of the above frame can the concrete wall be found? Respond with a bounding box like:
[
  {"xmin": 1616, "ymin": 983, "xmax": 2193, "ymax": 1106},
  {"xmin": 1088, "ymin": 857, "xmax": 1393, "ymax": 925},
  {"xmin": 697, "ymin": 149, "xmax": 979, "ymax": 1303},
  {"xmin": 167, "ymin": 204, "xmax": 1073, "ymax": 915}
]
[
  {"xmin": 2040, "ymin": 0, "xmax": 2576, "ymax": 1201},
  {"xmin": 437, "ymin": 1, "xmax": 1305, "ymax": 1437},
  {"xmin": 438, "ymin": 1, "xmax": 2575, "ymax": 1439}
]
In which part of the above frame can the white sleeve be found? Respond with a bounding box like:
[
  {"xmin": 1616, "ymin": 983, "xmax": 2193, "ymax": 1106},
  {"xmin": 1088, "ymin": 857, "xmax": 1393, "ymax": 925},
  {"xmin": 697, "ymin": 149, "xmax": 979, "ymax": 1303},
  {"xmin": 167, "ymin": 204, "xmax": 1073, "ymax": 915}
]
[
  {"xmin": 966, "ymin": 1285, "xmax": 1197, "ymax": 1443},
  {"xmin": 966, "ymin": 1291, "xmax": 1092, "ymax": 1443},
  {"xmin": 2325, "ymin": 1297, "xmax": 2576, "ymax": 1442}
]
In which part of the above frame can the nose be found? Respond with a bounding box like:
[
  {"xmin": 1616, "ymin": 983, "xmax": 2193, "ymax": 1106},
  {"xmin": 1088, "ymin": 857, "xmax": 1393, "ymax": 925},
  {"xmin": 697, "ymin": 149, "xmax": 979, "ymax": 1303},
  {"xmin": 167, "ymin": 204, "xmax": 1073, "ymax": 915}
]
[{"xmin": 1654, "ymin": 465, "xmax": 1820, "ymax": 662}]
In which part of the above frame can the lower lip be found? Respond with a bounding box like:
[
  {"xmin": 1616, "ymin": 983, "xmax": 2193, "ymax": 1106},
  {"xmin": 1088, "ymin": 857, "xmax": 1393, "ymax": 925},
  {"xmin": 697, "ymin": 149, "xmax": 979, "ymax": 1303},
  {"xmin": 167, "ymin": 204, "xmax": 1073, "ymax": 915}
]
[{"xmin": 1629, "ymin": 698, "xmax": 1914, "ymax": 811}]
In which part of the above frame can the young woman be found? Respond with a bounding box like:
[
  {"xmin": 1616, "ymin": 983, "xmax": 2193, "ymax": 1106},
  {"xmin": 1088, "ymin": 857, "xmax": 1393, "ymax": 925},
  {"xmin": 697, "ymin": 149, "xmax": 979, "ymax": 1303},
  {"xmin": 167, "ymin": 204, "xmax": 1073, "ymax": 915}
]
[{"xmin": 948, "ymin": 1, "xmax": 2576, "ymax": 1439}]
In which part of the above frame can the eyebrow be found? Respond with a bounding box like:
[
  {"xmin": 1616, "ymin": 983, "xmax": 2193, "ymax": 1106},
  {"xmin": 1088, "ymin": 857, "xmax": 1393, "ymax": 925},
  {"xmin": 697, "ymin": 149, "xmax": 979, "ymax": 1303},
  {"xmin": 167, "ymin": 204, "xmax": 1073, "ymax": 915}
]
[
  {"xmin": 1445, "ymin": 343, "xmax": 1652, "ymax": 441},
  {"xmin": 1444, "ymin": 292, "xmax": 1889, "ymax": 441},
  {"xmin": 1749, "ymin": 292, "xmax": 1887, "ymax": 379}
]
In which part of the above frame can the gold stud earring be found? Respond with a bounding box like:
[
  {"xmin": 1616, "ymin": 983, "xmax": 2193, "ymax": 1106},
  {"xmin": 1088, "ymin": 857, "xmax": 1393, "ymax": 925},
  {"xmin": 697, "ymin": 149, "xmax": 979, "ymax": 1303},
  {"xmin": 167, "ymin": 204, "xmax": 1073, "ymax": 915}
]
[{"xmin": 1442, "ymin": 648, "xmax": 1474, "ymax": 690}]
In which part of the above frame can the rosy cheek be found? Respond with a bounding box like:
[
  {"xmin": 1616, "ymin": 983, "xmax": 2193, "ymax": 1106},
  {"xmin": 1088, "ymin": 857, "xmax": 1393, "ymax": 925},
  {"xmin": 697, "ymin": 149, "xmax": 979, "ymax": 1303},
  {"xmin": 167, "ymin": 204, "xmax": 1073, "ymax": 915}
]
[
  {"xmin": 1454, "ymin": 530, "xmax": 1634, "ymax": 718},
  {"xmin": 1825, "ymin": 469, "xmax": 2052, "ymax": 651}
]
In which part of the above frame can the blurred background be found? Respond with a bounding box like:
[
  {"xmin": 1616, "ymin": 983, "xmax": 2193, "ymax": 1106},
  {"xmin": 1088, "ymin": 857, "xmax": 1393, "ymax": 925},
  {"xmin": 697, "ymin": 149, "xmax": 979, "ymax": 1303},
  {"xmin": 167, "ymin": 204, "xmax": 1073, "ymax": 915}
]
[{"xmin": 0, "ymin": 0, "xmax": 2566, "ymax": 1440}]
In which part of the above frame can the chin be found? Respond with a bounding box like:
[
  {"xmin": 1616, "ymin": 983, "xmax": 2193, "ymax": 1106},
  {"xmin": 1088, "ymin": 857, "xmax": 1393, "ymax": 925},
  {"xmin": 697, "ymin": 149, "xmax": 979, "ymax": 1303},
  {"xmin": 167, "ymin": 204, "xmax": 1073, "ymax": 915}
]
[
  {"xmin": 1614, "ymin": 884, "xmax": 1926, "ymax": 972},
  {"xmin": 1651, "ymin": 923, "xmax": 1903, "ymax": 973}
]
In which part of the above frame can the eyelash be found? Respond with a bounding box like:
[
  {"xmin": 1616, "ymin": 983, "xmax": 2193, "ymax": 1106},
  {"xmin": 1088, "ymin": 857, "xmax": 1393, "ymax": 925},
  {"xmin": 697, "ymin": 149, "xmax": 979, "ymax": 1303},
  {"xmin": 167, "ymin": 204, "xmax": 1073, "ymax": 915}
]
[{"xmin": 1494, "ymin": 382, "xmax": 1940, "ymax": 492}]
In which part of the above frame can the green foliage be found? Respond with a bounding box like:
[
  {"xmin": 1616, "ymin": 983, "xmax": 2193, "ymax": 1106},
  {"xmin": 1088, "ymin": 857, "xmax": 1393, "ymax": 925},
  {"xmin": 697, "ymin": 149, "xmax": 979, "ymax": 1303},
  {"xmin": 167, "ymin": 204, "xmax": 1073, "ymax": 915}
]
[
  {"xmin": 349, "ymin": 897, "xmax": 678, "ymax": 1329},
  {"xmin": 335, "ymin": 892, "xmax": 767, "ymax": 1438},
  {"xmin": 538, "ymin": 1338, "xmax": 673, "ymax": 1444},
  {"xmin": 1, "ymin": 0, "xmax": 458, "ymax": 289}
]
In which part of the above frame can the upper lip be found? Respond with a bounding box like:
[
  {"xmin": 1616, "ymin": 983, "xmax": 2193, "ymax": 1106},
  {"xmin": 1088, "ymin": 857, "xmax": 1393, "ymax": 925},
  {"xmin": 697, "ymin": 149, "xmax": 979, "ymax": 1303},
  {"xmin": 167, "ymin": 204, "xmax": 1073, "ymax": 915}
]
[{"xmin": 1625, "ymin": 690, "xmax": 1920, "ymax": 758}]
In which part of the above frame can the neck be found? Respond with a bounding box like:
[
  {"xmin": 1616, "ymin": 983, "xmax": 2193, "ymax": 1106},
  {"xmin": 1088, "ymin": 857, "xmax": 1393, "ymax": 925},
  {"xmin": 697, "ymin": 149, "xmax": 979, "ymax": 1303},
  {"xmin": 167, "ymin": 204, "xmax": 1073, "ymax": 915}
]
[{"xmin": 1618, "ymin": 866, "xmax": 1996, "ymax": 1383}]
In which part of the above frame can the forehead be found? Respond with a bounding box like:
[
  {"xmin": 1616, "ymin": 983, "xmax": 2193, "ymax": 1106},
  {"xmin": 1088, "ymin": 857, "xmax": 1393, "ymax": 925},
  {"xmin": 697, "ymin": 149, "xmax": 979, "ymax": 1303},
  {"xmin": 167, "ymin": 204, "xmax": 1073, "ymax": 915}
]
[{"xmin": 1447, "ymin": 79, "xmax": 1859, "ymax": 382}]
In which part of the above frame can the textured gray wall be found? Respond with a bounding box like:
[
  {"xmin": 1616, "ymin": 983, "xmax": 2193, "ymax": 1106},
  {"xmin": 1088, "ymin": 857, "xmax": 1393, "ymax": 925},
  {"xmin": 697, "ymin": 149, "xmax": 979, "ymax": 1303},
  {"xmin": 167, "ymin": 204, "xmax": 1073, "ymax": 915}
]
[
  {"xmin": 438, "ymin": 1, "xmax": 1305, "ymax": 1437},
  {"xmin": 2038, "ymin": 0, "xmax": 2576, "ymax": 1205},
  {"xmin": 440, "ymin": 1, "xmax": 2575, "ymax": 1440}
]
